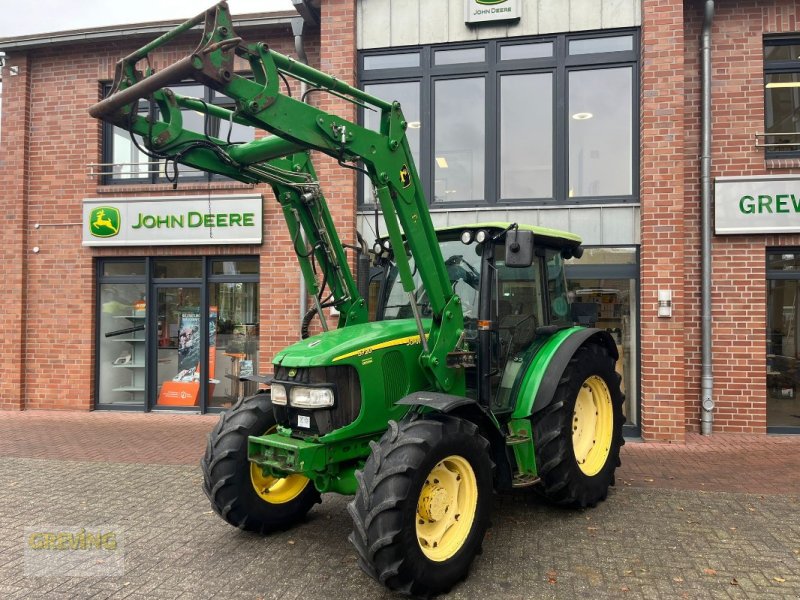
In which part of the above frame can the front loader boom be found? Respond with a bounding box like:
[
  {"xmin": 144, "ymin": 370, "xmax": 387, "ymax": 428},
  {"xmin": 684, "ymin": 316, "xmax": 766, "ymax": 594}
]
[{"xmin": 89, "ymin": 0, "xmax": 463, "ymax": 391}]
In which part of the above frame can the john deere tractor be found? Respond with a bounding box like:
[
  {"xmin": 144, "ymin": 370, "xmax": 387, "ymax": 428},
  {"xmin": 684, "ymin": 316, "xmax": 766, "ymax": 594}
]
[{"xmin": 90, "ymin": 3, "xmax": 624, "ymax": 596}]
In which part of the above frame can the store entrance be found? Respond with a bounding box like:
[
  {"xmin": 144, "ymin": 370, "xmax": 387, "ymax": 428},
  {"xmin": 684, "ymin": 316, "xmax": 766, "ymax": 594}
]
[
  {"xmin": 766, "ymin": 251, "xmax": 800, "ymax": 431},
  {"xmin": 151, "ymin": 285, "xmax": 205, "ymax": 410}
]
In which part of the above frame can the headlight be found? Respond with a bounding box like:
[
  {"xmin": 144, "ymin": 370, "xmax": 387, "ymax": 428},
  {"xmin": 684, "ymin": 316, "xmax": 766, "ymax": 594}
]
[
  {"xmin": 271, "ymin": 384, "xmax": 287, "ymax": 405},
  {"xmin": 290, "ymin": 386, "xmax": 335, "ymax": 409}
]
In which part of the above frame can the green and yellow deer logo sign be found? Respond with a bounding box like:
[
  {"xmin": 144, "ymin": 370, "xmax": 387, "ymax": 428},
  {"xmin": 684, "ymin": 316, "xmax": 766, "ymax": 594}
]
[{"xmin": 89, "ymin": 207, "xmax": 121, "ymax": 238}]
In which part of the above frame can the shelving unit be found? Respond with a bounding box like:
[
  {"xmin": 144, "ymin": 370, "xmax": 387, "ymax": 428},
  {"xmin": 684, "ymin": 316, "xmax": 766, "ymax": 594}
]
[{"xmin": 110, "ymin": 314, "xmax": 146, "ymax": 398}]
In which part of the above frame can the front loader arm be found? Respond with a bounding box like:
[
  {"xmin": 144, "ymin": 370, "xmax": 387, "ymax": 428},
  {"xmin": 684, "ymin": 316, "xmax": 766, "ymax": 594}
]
[{"xmin": 89, "ymin": 1, "xmax": 463, "ymax": 391}]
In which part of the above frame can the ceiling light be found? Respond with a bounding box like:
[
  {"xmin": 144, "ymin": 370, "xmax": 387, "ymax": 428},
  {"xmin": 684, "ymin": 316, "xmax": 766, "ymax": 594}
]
[
  {"xmin": 407, "ymin": 121, "xmax": 422, "ymax": 129},
  {"xmin": 572, "ymin": 112, "xmax": 593, "ymax": 120},
  {"xmin": 436, "ymin": 157, "xmax": 449, "ymax": 169}
]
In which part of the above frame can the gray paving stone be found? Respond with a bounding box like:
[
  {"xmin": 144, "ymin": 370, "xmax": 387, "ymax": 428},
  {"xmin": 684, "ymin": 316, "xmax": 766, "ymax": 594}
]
[{"xmin": 0, "ymin": 456, "xmax": 798, "ymax": 599}]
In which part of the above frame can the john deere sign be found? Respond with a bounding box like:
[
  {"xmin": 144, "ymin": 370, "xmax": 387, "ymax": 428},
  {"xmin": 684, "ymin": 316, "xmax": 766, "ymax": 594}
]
[
  {"xmin": 715, "ymin": 176, "xmax": 800, "ymax": 235},
  {"xmin": 82, "ymin": 195, "xmax": 262, "ymax": 246},
  {"xmin": 464, "ymin": 0, "xmax": 520, "ymax": 24}
]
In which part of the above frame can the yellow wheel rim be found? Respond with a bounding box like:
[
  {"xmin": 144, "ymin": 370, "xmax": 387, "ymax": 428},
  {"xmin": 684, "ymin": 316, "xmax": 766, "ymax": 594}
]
[
  {"xmin": 416, "ymin": 455, "xmax": 478, "ymax": 562},
  {"xmin": 249, "ymin": 426, "xmax": 311, "ymax": 504},
  {"xmin": 572, "ymin": 375, "xmax": 614, "ymax": 476}
]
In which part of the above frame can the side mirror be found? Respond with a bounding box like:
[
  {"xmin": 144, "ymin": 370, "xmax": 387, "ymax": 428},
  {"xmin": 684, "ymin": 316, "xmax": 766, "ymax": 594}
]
[{"xmin": 504, "ymin": 229, "xmax": 534, "ymax": 268}]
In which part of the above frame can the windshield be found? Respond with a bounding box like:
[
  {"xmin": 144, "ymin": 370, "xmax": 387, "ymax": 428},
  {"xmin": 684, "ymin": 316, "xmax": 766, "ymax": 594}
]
[{"xmin": 381, "ymin": 238, "xmax": 482, "ymax": 326}]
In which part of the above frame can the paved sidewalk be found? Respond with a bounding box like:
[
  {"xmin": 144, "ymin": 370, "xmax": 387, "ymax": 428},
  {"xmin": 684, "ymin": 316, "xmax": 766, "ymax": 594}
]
[
  {"xmin": 1, "ymin": 410, "xmax": 798, "ymax": 494},
  {"xmin": 0, "ymin": 410, "xmax": 798, "ymax": 599}
]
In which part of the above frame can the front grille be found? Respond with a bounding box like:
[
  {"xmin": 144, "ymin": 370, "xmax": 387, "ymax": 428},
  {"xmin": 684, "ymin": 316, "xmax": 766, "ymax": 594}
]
[
  {"xmin": 382, "ymin": 350, "xmax": 409, "ymax": 406},
  {"xmin": 272, "ymin": 365, "xmax": 362, "ymax": 436}
]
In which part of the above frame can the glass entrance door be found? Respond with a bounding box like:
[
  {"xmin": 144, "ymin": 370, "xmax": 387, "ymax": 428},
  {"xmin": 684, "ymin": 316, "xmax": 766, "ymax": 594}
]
[
  {"xmin": 767, "ymin": 278, "xmax": 800, "ymax": 429},
  {"xmin": 152, "ymin": 285, "xmax": 204, "ymax": 409}
]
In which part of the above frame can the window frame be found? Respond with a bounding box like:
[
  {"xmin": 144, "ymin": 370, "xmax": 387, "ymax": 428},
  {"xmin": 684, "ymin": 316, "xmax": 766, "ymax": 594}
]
[
  {"xmin": 359, "ymin": 30, "xmax": 640, "ymax": 209},
  {"xmin": 764, "ymin": 37, "xmax": 800, "ymax": 159}
]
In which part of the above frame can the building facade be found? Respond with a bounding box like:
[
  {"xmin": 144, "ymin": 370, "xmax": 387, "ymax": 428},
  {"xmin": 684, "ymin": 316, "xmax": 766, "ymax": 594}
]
[{"xmin": 1, "ymin": 0, "xmax": 799, "ymax": 440}]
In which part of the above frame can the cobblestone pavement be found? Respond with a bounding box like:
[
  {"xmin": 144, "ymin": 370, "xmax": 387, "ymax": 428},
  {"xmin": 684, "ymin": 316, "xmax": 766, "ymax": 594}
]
[{"xmin": 0, "ymin": 411, "xmax": 799, "ymax": 599}]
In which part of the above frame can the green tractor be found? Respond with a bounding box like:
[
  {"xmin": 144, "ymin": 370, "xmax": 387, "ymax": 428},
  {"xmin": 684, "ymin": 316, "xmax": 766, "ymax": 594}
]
[{"xmin": 90, "ymin": 3, "xmax": 624, "ymax": 596}]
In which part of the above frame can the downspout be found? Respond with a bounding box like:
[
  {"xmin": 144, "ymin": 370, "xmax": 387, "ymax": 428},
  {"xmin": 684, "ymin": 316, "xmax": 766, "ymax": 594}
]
[
  {"xmin": 700, "ymin": 0, "xmax": 715, "ymax": 435},
  {"xmin": 292, "ymin": 16, "xmax": 310, "ymax": 329}
]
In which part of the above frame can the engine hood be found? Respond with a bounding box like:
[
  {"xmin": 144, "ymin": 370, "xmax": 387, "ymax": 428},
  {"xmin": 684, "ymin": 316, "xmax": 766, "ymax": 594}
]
[{"xmin": 273, "ymin": 319, "xmax": 428, "ymax": 368}]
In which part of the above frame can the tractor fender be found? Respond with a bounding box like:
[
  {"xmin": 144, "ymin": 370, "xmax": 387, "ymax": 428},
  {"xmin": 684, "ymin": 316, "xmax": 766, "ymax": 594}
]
[
  {"xmin": 395, "ymin": 392, "xmax": 512, "ymax": 488},
  {"xmin": 512, "ymin": 328, "xmax": 618, "ymax": 419}
]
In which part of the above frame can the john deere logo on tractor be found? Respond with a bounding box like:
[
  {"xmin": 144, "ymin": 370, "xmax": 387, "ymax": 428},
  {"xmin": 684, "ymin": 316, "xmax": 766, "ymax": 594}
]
[
  {"xmin": 89, "ymin": 207, "xmax": 121, "ymax": 238},
  {"xmin": 475, "ymin": 0, "xmax": 508, "ymax": 4}
]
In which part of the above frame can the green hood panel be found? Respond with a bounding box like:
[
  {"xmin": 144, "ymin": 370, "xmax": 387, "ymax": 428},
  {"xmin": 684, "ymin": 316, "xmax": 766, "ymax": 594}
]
[{"xmin": 273, "ymin": 319, "xmax": 427, "ymax": 368}]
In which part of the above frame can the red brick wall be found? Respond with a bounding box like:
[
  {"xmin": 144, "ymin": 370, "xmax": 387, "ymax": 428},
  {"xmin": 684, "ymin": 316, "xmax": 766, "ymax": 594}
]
[
  {"xmin": 0, "ymin": 22, "xmax": 328, "ymax": 410},
  {"xmin": 316, "ymin": 0, "xmax": 358, "ymax": 284},
  {"xmin": 677, "ymin": 0, "xmax": 800, "ymax": 436},
  {"xmin": 640, "ymin": 0, "xmax": 687, "ymax": 441},
  {"xmin": 0, "ymin": 55, "xmax": 31, "ymax": 410}
]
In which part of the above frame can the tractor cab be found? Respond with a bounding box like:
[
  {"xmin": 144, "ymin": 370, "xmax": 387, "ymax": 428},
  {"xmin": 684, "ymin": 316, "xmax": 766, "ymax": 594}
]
[{"xmin": 374, "ymin": 223, "xmax": 584, "ymax": 414}]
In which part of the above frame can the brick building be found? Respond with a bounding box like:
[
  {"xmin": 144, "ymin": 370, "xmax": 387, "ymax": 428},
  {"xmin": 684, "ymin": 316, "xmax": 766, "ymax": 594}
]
[{"xmin": 0, "ymin": 0, "xmax": 798, "ymax": 440}]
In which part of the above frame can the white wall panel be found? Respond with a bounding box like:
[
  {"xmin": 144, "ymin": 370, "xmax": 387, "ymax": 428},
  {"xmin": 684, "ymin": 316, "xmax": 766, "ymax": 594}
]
[
  {"xmin": 570, "ymin": 0, "xmax": 602, "ymax": 32},
  {"xmin": 360, "ymin": 0, "xmax": 392, "ymax": 50},
  {"xmin": 419, "ymin": 0, "xmax": 450, "ymax": 45},
  {"xmin": 447, "ymin": 0, "xmax": 479, "ymax": 42},
  {"xmin": 390, "ymin": 0, "xmax": 420, "ymax": 47},
  {"xmin": 358, "ymin": 1, "xmax": 642, "ymax": 49},
  {"xmin": 538, "ymin": 0, "xmax": 570, "ymax": 34},
  {"xmin": 602, "ymin": 0, "xmax": 637, "ymax": 28}
]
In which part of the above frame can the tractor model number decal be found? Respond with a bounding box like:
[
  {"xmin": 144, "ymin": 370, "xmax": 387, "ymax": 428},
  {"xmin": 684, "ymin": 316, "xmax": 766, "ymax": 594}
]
[{"xmin": 332, "ymin": 334, "xmax": 427, "ymax": 362}]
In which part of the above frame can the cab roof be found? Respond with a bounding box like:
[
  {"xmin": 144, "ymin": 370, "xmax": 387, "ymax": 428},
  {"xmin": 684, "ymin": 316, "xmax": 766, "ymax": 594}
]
[{"xmin": 438, "ymin": 222, "xmax": 583, "ymax": 247}]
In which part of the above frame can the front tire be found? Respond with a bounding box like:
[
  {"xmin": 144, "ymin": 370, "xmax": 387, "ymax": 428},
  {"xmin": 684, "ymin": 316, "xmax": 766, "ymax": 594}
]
[
  {"xmin": 531, "ymin": 342, "xmax": 625, "ymax": 508},
  {"xmin": 348, "ymin": 415, "xmax": 494, "ymax": 597},
  {"xmin": 201, "ymin": 393, "xmax": 321, "ymax": 533}
]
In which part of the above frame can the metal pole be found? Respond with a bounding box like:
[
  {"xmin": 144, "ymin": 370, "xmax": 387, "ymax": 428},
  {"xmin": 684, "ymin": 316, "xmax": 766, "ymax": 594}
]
[
  {"xmin": 293, "ymin": 17, "xmax": 310, "ymax": 331},
  {"xmin": 701, "ymin": 0, "xmax": 715, "ymax": 435}
]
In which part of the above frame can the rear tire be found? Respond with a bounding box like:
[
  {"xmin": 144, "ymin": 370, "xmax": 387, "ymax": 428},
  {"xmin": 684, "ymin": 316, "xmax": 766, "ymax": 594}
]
[
  {"xmin": 348, "ymin": 415, "xmax": 494, "ymax": 596},
  {"xmin": 201, "ymin": 392, "xmax": 321, "ymax": 533},
  {"xmin": 531, "ymin": 343, "xmax": 624, "ymax": 508}
]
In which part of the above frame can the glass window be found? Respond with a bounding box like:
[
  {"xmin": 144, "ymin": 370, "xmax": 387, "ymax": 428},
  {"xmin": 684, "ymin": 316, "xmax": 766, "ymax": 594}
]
[
  {"xmin": 210, "ymin": 259, "xmax": 259, "ymax": 276},
  {"xmin": 209, "ymin": 282, "xmax": 260, "ymax": 409},
  {"xmin": 153, "ymin": 259, "xmax": 202, "ymax": 279},
  {"xmin": 569, "ymin": 36, "xmax": 634, "ymax": 55},
  {"xmin": 500, "ymin": 42, "xmax": 553, "ymax": 61},
  {"xmin": 102, "ymin": 83, "xmax": 252, "ymax": 183},
  {"xmin": 500, "ymin": 73, "xmax": 553, "ymax": 199},
  {"xmin": 98, "ymin": 283, "xmax": 147, "ymax": 406},
  {"xmin": 111, "ymin": 108, "xmax": 151, "ymax": 180},
  {"xmin": 434, "ymin": 47, "xmax": 486, "ymax": 66},
  {"xmin": 359, "ymin": 32, "xmax": 638, "ymax": 207},
  {"xmin": 568, "ymin": 67, "xmax": 633, "ymax": 197},
  {"xmin": 764, "ymin": 39, "xmax": 800, "ymax": 155},
  {"xmin": 764, "ymin": 73, "xmax": 800, "ymax": 153},
  {"xmin": 380, "ymin": 237, "xmax": 481, "ymax": 326},
  {"xmin": 364, "ymin": 53, "xmax": 420, "ymax": 70},
  {"xmin": 765, "ymin": 43, "xmax": 800, "ymax": 61},
  {"xmin": 545, "ymin": 250, "xmax": 571, "ymax": 326},
  {"xmin": 103, "ymin": 260, "xmax": 146, "ymax": 277},
  {"xmin": 492, "ymin": 244, "xmax": 545, "ymax": 412},
  {"xmin": 767, "ymin": 277, "xmax": 800, "ymax": 428},
  {"xmin": 434, "ymin": 77, "xmax": 485, "ymax": 202},
  {"xmin": 363, "ymin": 81, "xmax": 421, "ymax": 204}
]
